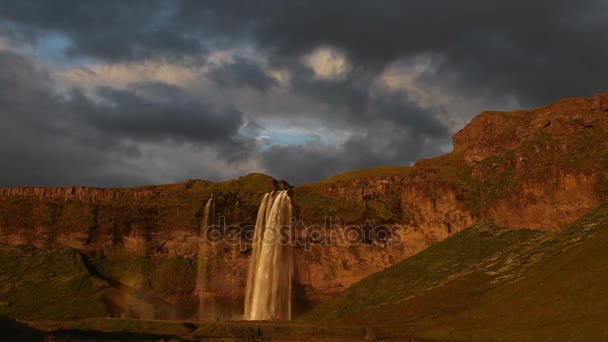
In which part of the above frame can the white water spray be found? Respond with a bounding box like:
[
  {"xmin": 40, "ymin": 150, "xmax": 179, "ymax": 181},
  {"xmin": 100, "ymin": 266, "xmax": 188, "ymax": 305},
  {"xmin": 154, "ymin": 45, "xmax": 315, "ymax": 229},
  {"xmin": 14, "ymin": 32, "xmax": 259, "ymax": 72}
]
[
  {"xmin": 197, "ymin": 194, "xmax": 214, "ymax": 320},
  {"xmin": 244, "ymin": 190, "xmax": 294, "ymax": 320}
]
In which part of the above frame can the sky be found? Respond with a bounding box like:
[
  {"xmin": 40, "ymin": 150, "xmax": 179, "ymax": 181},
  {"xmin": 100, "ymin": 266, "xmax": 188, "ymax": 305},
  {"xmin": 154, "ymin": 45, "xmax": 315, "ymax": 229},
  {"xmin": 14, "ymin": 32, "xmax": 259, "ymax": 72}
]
[{"xmin": 0, "ymin": 0, "xmax": 607, "ymax": 187}]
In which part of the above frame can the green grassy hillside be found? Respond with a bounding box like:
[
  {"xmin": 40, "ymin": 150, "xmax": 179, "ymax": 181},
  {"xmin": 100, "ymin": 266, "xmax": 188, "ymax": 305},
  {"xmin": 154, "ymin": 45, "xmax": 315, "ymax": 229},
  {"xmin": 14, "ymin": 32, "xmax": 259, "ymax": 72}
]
[
  {"xmin": 305, "ymin": 203, "xmax": 608, "ymax": 340},
  {"xmin": 301, "ymin": 166, "xmax": 412, "ymax": 186},
  {"xmin": 0, "ymin": 243, "xmax": 207, "ymax": 321},
  {"xmin": 0, "ymin": 244, "xmax": 107, "ymax": 320}
]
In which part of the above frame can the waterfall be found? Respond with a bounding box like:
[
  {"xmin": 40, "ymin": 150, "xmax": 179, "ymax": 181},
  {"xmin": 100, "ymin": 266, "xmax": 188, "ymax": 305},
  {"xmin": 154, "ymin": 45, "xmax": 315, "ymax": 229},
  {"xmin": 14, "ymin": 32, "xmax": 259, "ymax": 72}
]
[
  {"xmin": 244, "ymin": 190, "xmax": 294, "ymax": 320},
  {"xmin": 197, "ymin": 194, "xmax": 214, "ymax": 320}
]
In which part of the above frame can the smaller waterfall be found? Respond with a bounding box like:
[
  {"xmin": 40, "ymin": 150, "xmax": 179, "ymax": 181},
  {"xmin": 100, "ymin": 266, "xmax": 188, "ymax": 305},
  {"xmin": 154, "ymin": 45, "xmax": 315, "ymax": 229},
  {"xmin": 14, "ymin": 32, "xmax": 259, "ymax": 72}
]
[
  {"xmin": 244, "ymin": 190, "xmax": 293, "ymax": 320},
  {"xmin": 197, "ymin": 194, "xmax": 214, "ymax": 320}
]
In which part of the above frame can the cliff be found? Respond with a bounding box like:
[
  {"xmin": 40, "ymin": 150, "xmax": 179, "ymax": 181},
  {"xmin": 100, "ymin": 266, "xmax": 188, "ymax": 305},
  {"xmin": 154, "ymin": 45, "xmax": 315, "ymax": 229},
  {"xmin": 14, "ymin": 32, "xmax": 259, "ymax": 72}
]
[
  {"xmin": 456, "ymin": 93, "xmax": 608, "ymax": 229},
  {"xmin": 1, "ymin": 93, "xmax": 607, "ymax": 318}
]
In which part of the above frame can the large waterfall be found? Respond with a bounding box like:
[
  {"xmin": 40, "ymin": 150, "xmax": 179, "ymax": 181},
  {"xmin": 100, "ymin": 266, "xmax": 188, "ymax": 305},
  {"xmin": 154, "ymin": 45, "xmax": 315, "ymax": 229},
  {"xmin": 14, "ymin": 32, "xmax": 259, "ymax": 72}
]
[
  {"xmin": 197, "ymin": 194, "xmax": 215, "ymax": 320},
  {"xmin": 244, "ymin": 190, "xmax": 294, "ymax": 320}
]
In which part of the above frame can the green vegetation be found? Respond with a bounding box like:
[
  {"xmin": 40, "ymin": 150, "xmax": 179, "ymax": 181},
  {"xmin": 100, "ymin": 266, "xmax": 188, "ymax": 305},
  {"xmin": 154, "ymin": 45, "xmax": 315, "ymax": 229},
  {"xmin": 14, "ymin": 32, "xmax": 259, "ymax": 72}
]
[
  {"xmin": 9, "ymin": 201, "xmax": 608, "ymax": 340},
  {"xmin": 45, "ymin": 318, "xmax": 197, "ymax": 335},
  {"xmin": 0, "ymin": 242, "xmax": 200, "ymax": 321},
  {"xmin": 305, "ymin": 223, "xmax": 545, "ymax": 321},
  {"xmin": 29, "ymin": 318, "xmax": 367, "ymax": 341},
  {"xmin": 0, "ymin": 173, "xmax": 280, "ymax": 244},
  {"xmin": 92, "ymin": 250, "xmax": 197, "ymax": 296},
  {"xmin": 293, "ymin": 188, "xmax": 367, "ymax": 225},
  {"xmin": 305, "ymin": 203, "xmax": 608, "ymax": 340},
  {"xmin": 294, "ymin": 166, "xmax": 411, "ymax": 225},
  {"xmin": 193, "ymin": 321, "xmax": 365, "ymax": 341},
  {"xmin": 410, "ymin": 152, "xmax": 483, "ymax": 213},
  {"xmin": 468, "ymin": 126, "xmax": 608, "ymax": 208},
  {"xmin": 411, "ymin": 121, "xmax": 608, "ymax": 214},
  {"xmin": 301, "ymin": 166, "xmax": 411, "ymax": 187},
  {"xmin": 0, "ymin": 244, "xmax": 107, "ymax": 320},
  {"xmin": 478, "ymin": 153, "xmax": 517, "ymax": 204},
  {"xmin": 0, "ymin": 173, "xmax": 285, "ymax": 324}
]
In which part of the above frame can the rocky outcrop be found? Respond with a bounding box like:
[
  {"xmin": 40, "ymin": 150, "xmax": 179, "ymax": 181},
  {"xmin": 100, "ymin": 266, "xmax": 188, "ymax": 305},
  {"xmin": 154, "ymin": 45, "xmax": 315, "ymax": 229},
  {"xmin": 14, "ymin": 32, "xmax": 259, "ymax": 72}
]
[
  {"xmin": 486, "ymin": 170, "xmax": 602, "ymax": 231},
  {"xmin": 454, "ymin": 94, "xmax": 608, "ymax": 230},
  {"xmin": 400, "ymin": 171, "xmax": 477, "ymax": 240},
  {"xmin": 0, "ymin": 186, "xmax": 163, "ymax": 202},
  {"xmin": 453, "ymin": 95, "xmax": 608, "ymax": 162}
]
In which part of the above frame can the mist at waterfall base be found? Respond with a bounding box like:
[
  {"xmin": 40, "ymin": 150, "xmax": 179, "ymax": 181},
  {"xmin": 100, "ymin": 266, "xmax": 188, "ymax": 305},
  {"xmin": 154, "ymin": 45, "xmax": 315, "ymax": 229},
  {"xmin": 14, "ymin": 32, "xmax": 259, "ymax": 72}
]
[{"xmin": 245, "ymin": 191, "xmax": 294, "ymax": 320}]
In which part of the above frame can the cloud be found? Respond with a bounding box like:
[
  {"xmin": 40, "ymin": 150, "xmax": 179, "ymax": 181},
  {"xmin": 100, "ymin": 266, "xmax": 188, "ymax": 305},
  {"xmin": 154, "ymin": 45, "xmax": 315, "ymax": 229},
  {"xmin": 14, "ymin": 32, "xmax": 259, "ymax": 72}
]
[
  {"xmin": 0, "ymin": 49, "xmax": 136, "ymax": 187},
  {"xmin": 89, "ymin": 83, "xmax": 245, "ymax": 143},
  {"xmin": 207, "ymin": 57, "xmax": 277, "ymax": 92},
  {"xmin": 3, "ymin": 0, "xmax": 607, "ymax": 106},
  {"xmin": 0, "ymin": 1, "xmax": 206, "ymax": 62},
  {"xmin": 176, "ymin": 0, "xmax": 608, "ymax": 105},
  {"xmin": 1, "ymin": 1, "xmax": 608, "ymax": 186},
  {"xmin": 53, "ymin": 59, "xmax": 208, "ymax": 93},
  {"xmin": 0, "ymin": 48, "xmax": 259, "ymax": 187},
  {"xmin": 261, "ymin": 123, "xmax": 447, "ymax": 185},
  {"xmin": 303, "ymin": 47, "xmax": 351, "ymax": 80},
  {"xmin": 260, "ymin": 91, "xmax": 450, "ymax": 183}
]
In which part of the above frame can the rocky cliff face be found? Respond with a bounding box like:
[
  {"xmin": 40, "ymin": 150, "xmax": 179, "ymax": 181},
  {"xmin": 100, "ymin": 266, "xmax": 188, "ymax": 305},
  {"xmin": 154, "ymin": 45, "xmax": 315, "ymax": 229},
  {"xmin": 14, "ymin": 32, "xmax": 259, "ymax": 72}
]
[
  {"xmin": 1, "ymin": 94, "xmax": 607, "ymax": 317},
  {"xmin": 457, "ymin": 93, "xmax": 608, "ymax": 230}
]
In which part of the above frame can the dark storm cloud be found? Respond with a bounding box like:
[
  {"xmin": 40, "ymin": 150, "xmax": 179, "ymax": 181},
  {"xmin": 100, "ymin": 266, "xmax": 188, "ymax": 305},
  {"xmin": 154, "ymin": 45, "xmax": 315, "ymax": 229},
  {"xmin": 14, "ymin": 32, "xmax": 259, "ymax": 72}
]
[
  {"xmin": 0, "ymin": 49, "xmax": 135, "ymax": 187},
  {"xmin": 90, "ymin": 84, "xmax": 245, "ymax": 145},
  {"xmin": 208, "ymin": 58, "xmax": 277, "ymax": 92},
  {"xmin": 81, "ymin": 82, "xmax": 256, "ymax": 163},
  {"xmin": 285, "ymin": 67, "xmax": 445, "ymax": 135},
  {"xmin": 174, "ymin": 0, "xmax": 608, "ymax": 105},
  {"xmin": 289, "ymin": 68, "xmax": 372, "ymax": 118},
  {"xmin": 179, "ymin": 0, "xmax": 606, "ymax": 182},
  {"xmin": 260, "ymin": 93, "xmax": 450, "ymax": 184},
  {"xmin": 0, "ymin": 49, "xmax": 255, "ymax": 187},
  {"xmin": 1, "ymin": 0, "xmax": 607, "ymax": 185},
  {"xmin": 261, "ymin": 127, "xmax": 447, "ymax": 185},
  {"xmin": 2, "ymin": 0, "xmax": 606, "ymax": 103},
  {"xmin": 0, "ymin": 0, "xmax": 206, "ymax": 61}
]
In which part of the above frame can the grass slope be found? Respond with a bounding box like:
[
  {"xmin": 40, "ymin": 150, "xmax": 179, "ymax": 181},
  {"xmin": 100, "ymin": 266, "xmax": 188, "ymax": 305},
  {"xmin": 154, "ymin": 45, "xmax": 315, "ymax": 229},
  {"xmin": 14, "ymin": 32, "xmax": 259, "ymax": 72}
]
[
  {"xmin": 0, "ymin": 243, "xmax": 199, "ymax": 321},
  {"xmin": 305, "ymin": 203, "xmax": 608, "ymax": 341},
  {"xmin": 0, "ymin": 244, "xmax": 107, "ymax": 320},
  {"xmin": 301, "ymin": 166, "xmax": 412, "ymax": 186}
]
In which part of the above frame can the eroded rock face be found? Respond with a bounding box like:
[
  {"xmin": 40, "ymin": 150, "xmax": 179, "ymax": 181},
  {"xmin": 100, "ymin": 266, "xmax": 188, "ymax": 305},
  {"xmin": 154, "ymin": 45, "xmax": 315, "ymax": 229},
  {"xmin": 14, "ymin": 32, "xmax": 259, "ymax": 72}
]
[
  {"xmin": 487, "ymin": 171, "xmax": 601, "ymax": 231},
  {"xmin": 0, "ymin": 187, "xmax": 159, "ymax": 201},
  {"xmin": 401, "ymin": 172, "xmax": 477, "ymax": 240},
  {"xmin": 452, "ymin": 94, "xmax": 608, "ymax": 230},
  {"xmin": 1, "ymin": 94, "xmax": 607, "ymax": 311},
  {"xmin": 592, "ymin": 92, "xmax": 608, "ymax": 111},
  {"xmin": 453, "ymin": 96, "xmax": 608, "ymax": 163}
]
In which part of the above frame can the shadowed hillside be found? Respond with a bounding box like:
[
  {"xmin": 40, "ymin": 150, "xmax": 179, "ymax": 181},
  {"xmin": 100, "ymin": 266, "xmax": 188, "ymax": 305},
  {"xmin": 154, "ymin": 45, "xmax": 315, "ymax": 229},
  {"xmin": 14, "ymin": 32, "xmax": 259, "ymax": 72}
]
[
  {"xmin": 0, "ymin": 244, "xmax": 107, "ymax": 320},
  {"xmin": 305, "ymin": 203, "xmax": 608, "ymax": 340}
]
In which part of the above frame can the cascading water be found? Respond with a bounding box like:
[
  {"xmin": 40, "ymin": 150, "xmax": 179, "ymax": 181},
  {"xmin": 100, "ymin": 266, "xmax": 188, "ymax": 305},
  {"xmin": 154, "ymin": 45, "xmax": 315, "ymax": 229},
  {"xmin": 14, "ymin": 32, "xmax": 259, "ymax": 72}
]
[
  {"xmin": 244, "ymin": 190, "xmax": 294, "ymax": 320},
  {"xmin": 197, "ymin": 194, "xmax": 214, "ymax": 320}
]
